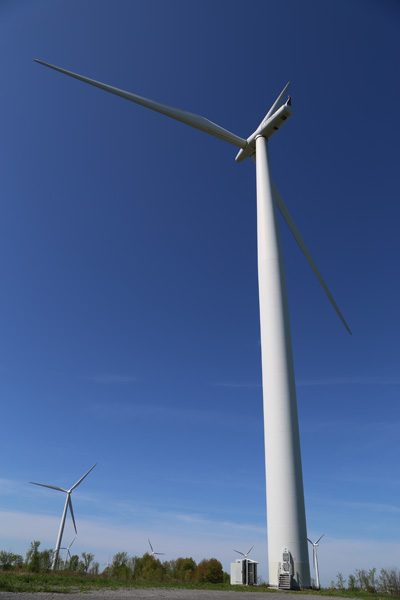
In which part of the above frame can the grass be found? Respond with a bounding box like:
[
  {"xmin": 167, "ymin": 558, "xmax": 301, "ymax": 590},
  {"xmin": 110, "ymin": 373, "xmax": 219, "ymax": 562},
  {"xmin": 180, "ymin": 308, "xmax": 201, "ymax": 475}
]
[{"xmin": 1, "ymin": 571, "xmax": 400, "ymax": 597}]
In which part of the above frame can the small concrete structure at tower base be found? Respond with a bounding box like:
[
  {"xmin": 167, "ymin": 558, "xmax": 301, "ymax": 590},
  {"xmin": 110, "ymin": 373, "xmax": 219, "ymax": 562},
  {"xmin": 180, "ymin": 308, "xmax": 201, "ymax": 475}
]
[{"xmin": 230, "ymin": 558, "xmax": 258, "ymax": 586}]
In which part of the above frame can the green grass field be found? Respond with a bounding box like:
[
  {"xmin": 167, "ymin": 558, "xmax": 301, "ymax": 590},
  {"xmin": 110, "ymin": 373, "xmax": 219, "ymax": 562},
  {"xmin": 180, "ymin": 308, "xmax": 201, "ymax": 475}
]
[{"xmin": 1, "ymin": 571, "xmax": 400, "ymax": 598}]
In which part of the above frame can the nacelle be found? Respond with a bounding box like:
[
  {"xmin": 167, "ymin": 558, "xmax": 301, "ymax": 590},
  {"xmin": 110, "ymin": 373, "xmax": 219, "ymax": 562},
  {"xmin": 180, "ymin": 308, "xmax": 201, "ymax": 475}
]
[{"xmin": 235, "ymin": 102, "xmax": 292, "ymax": 163}]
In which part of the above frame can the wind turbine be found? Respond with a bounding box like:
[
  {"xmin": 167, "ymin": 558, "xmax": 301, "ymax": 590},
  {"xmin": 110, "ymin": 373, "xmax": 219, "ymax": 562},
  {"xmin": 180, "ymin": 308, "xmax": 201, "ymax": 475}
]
[
  {"xmin": 60, "ymin": 536, "xmax": 76, "ymax": 564},
  {"xmin": 30, "ymin": 463, "xmax": 97, "ymax": 570},
  {"xmin": 60, "ymin": 536, "xmax": 76, "ymax": 561},
  {"xmin": 234, "ymin": 545, "xmax": 254, "ymax": 559},
  {"xmin": 307, "ymin": 534, "xmax": 324, "ymax": 589},
  {"xmin": 148, "ymin": 539, "xmax": 164, "ymax": 557},
  {"xmin": 33, "ymin": 59, "xmax": 351, "ymax": 589}
]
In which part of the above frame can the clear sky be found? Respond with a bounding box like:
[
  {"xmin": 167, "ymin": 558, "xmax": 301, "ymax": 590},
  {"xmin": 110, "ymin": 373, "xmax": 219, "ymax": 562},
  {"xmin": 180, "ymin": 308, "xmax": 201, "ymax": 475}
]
[{"xmin": 1, "ymin": 0, "xmax": 399, "ymax": 587}]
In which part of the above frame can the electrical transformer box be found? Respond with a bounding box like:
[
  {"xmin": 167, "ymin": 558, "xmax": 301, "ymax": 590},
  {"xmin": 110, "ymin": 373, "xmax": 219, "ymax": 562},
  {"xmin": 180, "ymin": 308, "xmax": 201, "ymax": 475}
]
[{"xmin": 230, "ymin": 558, "xmax": 258, "ymax": 585}]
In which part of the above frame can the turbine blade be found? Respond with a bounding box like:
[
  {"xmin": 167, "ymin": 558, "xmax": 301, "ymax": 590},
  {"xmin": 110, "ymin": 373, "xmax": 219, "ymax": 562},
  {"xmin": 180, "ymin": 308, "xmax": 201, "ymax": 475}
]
[
  {"xmin": 34, "ymin": 60, "xmax": 247, "ymax": 149},
  {"xmin": 148, "ymin": 539, "xmax": 154, "ymax": 553},
  {"xmin": 272, "ymin": 181, "xmax": 352, "ymax": 335},
  {"xmin": 247, "ymin": 545, "xmax": 254, "ymax": 556},
  {"xmin": 68, "ymin": 496, "xmax": 77, "ymax": 534},
  {"xmin": 307, "ymin": 538, "xmax": 313, "ymax": 545},
  {"xmin": 261, "ymin": 82, "xmax": 291, "ymax": 125},
  {"xmin": 234, "ymin": 550, "xmax": 245, "ymax": 556},
  {"xmin": 316, "ymin": 533, "xmax": 325, "ymax": 544},
  {"xmin": 70, "ymin": 463, "xmax": 97, "ymax": 491},
  {"xmin": 29, "ymin": 482, "xmax": 67, "ymax": 493},
  {"xmin": 155, "ymin": 552, "xmax": 165, "ymax": 555}
]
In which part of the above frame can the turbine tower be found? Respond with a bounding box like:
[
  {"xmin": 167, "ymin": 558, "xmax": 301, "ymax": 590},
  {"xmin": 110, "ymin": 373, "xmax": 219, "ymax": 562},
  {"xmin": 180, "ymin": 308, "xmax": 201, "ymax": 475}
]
[
  {"xmin": 34, "ymin": 59, "xmax": 351, "ymax": 588},
  {"xmin": 308, "ymin": 533, "xmax": 324, "ymax": 589},
  {"xmin": 30, "ymin": 463, "xmax": 96, "ymax": 570}
]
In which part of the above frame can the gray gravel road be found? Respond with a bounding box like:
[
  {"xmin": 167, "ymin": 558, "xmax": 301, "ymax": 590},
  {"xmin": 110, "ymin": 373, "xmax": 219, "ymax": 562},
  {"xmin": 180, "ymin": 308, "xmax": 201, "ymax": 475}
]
[{"xmin": 0, "ymin": 590, "xmax": 354, "ymax": 600}]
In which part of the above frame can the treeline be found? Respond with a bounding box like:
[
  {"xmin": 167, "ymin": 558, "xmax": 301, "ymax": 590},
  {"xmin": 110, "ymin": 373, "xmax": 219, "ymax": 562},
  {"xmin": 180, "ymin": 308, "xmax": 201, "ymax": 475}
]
[
  {"xmin": 0, "ymin": 541, "xmax": 227, "ymax": 584},
  {"xmin": 327, "ymin": 568, "xmax": 400, "ymax": 595}
]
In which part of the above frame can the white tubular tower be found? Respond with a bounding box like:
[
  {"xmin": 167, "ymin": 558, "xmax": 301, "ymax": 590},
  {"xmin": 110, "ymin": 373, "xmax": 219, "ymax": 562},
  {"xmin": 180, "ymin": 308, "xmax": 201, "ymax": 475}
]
[{"xmin": 256, "ymin": 136, "xmax": 310, "ymax": 588}]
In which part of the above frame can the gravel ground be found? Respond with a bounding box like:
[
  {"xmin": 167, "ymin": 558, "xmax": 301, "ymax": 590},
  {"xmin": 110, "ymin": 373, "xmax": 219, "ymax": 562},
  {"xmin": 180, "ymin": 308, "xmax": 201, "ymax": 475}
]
[{"xmin": 0, "ymin": 590, "xmax": 354, "ymax": 600}]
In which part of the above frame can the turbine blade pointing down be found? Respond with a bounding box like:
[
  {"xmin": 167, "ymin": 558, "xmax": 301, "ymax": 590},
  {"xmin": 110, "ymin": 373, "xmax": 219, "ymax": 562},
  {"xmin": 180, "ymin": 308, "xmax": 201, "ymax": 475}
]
[
  {"xmin": 34, "ymin": 60, "xmax": 247, "ymax": 149},
  {"xmin": 272, "ymin": 181, "xmax": 352, "ymax": 335},
  {"xmin": 68, "ymin": 495, "xmax": 77, "ymax": 534}
]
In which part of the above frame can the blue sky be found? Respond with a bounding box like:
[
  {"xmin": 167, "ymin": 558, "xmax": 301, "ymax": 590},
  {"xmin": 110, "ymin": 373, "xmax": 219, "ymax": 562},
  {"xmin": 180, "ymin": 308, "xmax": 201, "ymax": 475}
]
[{"xmin": 1, "ymin": 0, "xmax": 399, "ymax": 587}]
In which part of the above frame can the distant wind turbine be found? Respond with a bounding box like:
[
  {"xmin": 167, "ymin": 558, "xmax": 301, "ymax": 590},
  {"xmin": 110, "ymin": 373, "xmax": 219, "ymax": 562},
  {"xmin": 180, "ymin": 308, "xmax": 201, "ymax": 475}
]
[
  {"xmin": 234, "ymin": 545, "xmax": 254, "ymax": 558},
  {"xmin": 60, "ymin": 536, "xmax": 76, "ymax": 563},
  {"xmin": 34, "ymin": 59, "xmax": 351, "ymax": 589},
  {"xmin": 30, "ymin": 463, "xmax": 96, "ymax": 569},
  {"xmin": 307, "ymin": 534, "xmax": 324, "ymax": 589},
  {"xmin": 148, "ymin": 539, "xmax": 164, "ymax": 557}
]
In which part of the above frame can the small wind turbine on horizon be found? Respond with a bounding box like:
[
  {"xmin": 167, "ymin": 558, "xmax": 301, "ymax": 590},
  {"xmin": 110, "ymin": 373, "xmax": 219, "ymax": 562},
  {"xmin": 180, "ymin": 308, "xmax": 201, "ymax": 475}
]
[
  {"xmin": 30, "ymin": 464, "xmax": 97, "ymax": 570},
  {"xmin": 148, "ymin": 539, "xmax": 164, "ymax": 557},
  {"xmin": 60, "ymin": 536, "xmax": 76, "ymax": 563},
  {"xmin": 307, "ymin": 534, "xmax": 324, "ymax": 590},
  {"xmin": 34, "ymin": 58, "xmax": 351, "ymax": 589},
  {"xmin": 234, "ymin": 545, "xmax": 254, "ymax": 559}
]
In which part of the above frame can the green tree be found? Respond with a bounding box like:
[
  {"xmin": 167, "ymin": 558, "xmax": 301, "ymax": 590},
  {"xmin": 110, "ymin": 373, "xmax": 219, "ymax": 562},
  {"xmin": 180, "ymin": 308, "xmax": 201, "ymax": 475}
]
[
  {"xmin": 13, "ymin": 554, "xmax": 24, "ymax": 570},
  {"xmin": 142, "ymin": 554, "xmax": 165, "ymax": 581},
  {"xmin": 356, "ymin": 569, "xmax": 369, "ymax": 591},
  {"xmin": 348, "ymin": 573, "xmax": 357, "ymax": 591},
  {"xmin": 193, "ymin": 558, "xmax": 223, "ymax": 583},
  {"xmin": 379, "ymin": 567, "xmax": 400, "ymax": 594},
  {"xmin": 336, "ymin": 572, "xmax": 346, "ymax": 590},
  {"xmin": 173, "ymin": 557, "xmax": 196, "ymax": 582},
  {"xmin": 25, "ymin": 541, "xmax": 41, "ymax": 572},
  {"xmin": 80, "ymin": 552, "xmax": 94, "ymax": 573},
  {"xmin": 368, "ymin": 567, "xmax": 377, "ymax": 592},
  {"xmin": 68, "ymin": 554, "xmax": 80, "ymax": 571},
  {"xmin": 0, "ymin": 551, "xmax": 14, "ymax": 570},
  {"xmin": 89, "ymin": 560, "xmax": 100, "ymax": 575},
  {"xmin": 39, "ymin": 548, "xmax": 54, "ymax": 572},
  {"xmin": 112, "ymin": 551, "xmax": 130, "ymax": 579},
  {"xmin": 128, "ymin": 556, "xmax": 138, "ymax": 578}
]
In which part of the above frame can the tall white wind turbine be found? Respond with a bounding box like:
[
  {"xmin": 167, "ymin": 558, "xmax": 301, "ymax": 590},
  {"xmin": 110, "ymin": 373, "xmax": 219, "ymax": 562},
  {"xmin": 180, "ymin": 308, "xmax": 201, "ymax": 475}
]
[
  {"xmin": 308, "ymin": 533, "xmax": 324, "ymax": 589},
  {"xmin": 34, "ymin": 59, "xmax": 351, "ymax": 588},
  {"xmin": 30, "ymin": 463, "xmax": 97, "ymax": 570}
]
